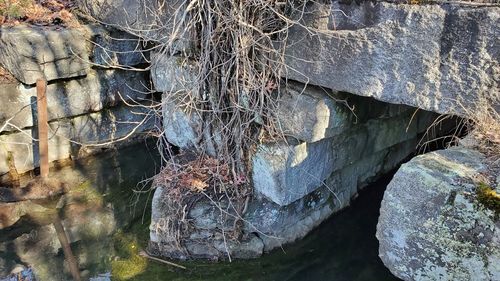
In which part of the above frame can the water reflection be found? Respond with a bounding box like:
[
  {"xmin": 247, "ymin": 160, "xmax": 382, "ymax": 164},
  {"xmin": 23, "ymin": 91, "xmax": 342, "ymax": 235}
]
[
  {"xmin": 0, "ymin": 141, "xmax": 398, "ymax": 281},
  {"xmin": 52, "ymin": 214, "xmax": 81, "ymax": 281},
  {"xmin": 0, "ymin": 141, "xmax": 160, "ymax": 280}
]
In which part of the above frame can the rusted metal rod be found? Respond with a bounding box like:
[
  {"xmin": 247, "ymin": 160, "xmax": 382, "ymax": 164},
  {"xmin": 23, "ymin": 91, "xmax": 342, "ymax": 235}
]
[{"xmin": 36, "ymin": 79, "xmax": 49, "ymax": 178}]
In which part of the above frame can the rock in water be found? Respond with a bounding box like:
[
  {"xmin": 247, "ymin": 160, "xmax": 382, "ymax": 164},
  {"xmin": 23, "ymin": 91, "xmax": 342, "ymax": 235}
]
[{"xmin": 377, "ymin": 147, "xmax": 500, "ymax": 281}]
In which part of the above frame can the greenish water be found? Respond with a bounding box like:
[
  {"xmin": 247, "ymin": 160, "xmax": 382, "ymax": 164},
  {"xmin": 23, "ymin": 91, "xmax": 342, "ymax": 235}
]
[{"xmin": 0, "ymin": 142, "xmax": 399, "ymax": 281}]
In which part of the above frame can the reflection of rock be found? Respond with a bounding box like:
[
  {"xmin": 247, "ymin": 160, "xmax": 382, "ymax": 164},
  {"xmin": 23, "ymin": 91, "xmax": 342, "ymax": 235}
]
[
  {"xmin": 0, "ymin": 202, "xmax": 51, "ymax": 229},
  {"xmin": 0, "ymin": 178, "xmax": 117, "ymax": 279},
  {"xmin": 377, "ymin": 147, "xmax": 500, "ymax": 281},
  {"xmin": 8, "ymin": 203, "xmax": 116, "ymax": 280},
  {"xmin": 0, "ymin": 178, "xmax": 66, "ymax": 203}
]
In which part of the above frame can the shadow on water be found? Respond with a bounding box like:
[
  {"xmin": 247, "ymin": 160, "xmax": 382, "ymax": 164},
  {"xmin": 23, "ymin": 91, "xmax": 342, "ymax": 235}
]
[{"xmin": 0, "ymin": 141, "xmax": 399, "ymax": 281}]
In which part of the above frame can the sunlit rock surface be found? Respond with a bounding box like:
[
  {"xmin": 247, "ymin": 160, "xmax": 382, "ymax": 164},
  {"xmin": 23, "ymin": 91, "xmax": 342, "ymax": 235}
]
[
  {"xmin": 0, "ymin": 25, "xmax": 146, "ymax": 84},
  {"xmin": 377, "ymin": 146, "xmax": 500, "ymax": 281},
  {"xmin": 0, "ymin": 24, "xmax": 155, "ymax": 178},
  {"xmin": 149, "ymin": 84, "xmax": 448, "ymax": 259},
  {"xmin": 285, "ymin": 1, "xmax": 500, "ymax": 116}
]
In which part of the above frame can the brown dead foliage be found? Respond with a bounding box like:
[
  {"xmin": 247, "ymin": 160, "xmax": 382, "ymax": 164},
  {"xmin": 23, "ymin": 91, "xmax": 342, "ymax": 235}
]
[
  {"xmin": 153, "ymin": 153, "xmax": 237, "ymax": 195},
  {"xmin": 0, "ymin": 65, "xmax": 16, "ymax": 83},
  {"xmin": 0, "ymin": 0, "xmax": 78, "ymax": 27},
  {"xmin": 151, "ymin": 152, "xmax": 250, "ymax": 257}
]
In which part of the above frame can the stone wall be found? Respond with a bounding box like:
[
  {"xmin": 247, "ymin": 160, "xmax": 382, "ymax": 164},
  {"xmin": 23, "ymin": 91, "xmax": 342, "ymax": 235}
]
[
  {"xmin": 149, "ymin": 56, "xmax": 446, "ymax": 258},
  {"xmin": 0, "ymin": 24, "xmax": 155, "ymax": 179}
]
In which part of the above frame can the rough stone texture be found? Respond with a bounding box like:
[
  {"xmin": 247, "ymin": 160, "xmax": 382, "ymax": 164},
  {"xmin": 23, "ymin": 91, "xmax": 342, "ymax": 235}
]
[
  {"xmin": 1, "ymin": 199, "xmax": 116, "ymax": 281},
  {"xmin": 285, "ymin": 1, "xmax": 500, "ymax": 116},
  {"xmin": 0, "ymin": 25, "xmax": 147, "ymax": 85},
  {"xmin": 377, "ymin": 146, "xmax": 500, "ymax": 281},
  {"xmin": 161, "ymin": 93, "xmax": 203, "ymax": 150},
  {"xmin": 0, "ymin": 105, "xmax": 154, "ymax": 175},
  {"xmin": 76, "ymin": 0, "xmax": 193, "ymax": 47},
  {"xmin": 277, "ymin": 81, "xmax": 412, "ymax": 142},
  {"xmin": 150, "ymin": 136, "xmax": 421, "ymax": 259},
  {"xmin": 0, "ymin": 25, "xmax": 90, "ymax": 85},
  {"xmin": 253, "ymin": 109, "xmax": 432, "ymax": 206},
  {"xmin": 152, "ymin": 55, "xmax": 199, "ymax": 93},
  {"xmin": 91, "ymin": 26, "xmax": 148, "ymax": 67},
  {"xmin": 0, "ymin": 69, "xmax": 151, "ymax": 132}
]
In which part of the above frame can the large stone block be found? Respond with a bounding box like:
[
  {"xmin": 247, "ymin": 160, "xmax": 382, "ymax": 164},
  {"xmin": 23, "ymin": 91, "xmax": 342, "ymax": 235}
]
[
  {"xmin": 0, "ymin": 26, "xmax": 90, "ymax": 85},
  {"xmin": 285, "ymin": 1, "xmax": 499, "ymax": 116},
  {"xmin": 148, "ymin": 137, "xmax": 421, "ymax": 259},
  {"xmin": 377, "ymin": 147, "xmax": 499, "ymax": 281},
  {"xmin": 0, "ymin": 69, "xmax": 151, "ymax": 133},
  {"xmin": 161, "ymin": 93, "xmax": 203, "ymax": 149},
  {"xmin": 252, "ymin": 109, "xmax": 428, "ymax": 206},
  {"xmin": 90, "ymin": 26, "xmax": 148, "ymax": 67},
  {"xmin": 76, "ymin": 0, "xmax": 193, "ymax": 47},
  {"xmin": 152, "ymin": 55, "xmax": 198, "ymax": 93},
  {"xmin": 0, "ymin": 25, "xmax": 150, "ymax": 85},
  {"xmin": 249, "ymin": 137, "xmax": 418, "ymax": 251}
]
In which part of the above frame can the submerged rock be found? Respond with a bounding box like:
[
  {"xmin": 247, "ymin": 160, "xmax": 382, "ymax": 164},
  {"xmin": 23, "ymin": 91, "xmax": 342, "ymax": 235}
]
[{"xmin": 377, "ymin": 146, "xmax": 500, "ymax": 281}]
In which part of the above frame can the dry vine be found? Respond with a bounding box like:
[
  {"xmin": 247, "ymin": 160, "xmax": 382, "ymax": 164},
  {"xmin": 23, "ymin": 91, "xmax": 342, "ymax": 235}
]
[{"xmin": 137, "ymin": 0, "xmax": 317, "ymax": 258}]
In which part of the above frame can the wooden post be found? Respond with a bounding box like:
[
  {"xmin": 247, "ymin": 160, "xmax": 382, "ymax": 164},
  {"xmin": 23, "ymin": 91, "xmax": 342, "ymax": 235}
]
[{"xmin": 36, "ymin": 79, "xmax": 49, "ymax": 179}]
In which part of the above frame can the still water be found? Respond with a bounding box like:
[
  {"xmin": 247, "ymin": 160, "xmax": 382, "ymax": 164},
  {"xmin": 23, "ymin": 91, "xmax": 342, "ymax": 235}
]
[{"xmin": 0, "ymin": 142, "xmax": 399, "ymax": 281}]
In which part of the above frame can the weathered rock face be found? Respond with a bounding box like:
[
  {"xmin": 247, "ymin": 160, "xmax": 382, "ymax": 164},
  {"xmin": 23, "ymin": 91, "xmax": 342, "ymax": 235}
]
[
  {"xmin": 0, "ymin": 105, "xmax": 154, "ymax": 176},
  {"xmin": 75, "ymin": 0, "xmax": 193, "ymax": 48},
  {"xmin": 0, "ymin": 69, "xmax": 149, "ymax": 131},
  {"xmin": 0, "ymin": 26, "xmax": 90, "ymax": 85},
  {"xmin": 0, "ymin": 24, "xmax": 147, "ymax": 84},
  {"xmin": 377, "ymin": 146, "xmax": 500, "ymax": 281},
  {"xmin": 285, "ymin": 1, "xmax": 500, "ymax": 116},
  {"xmin": 0, "ymin": 24, "xmax": 155, "ymax": 178}
]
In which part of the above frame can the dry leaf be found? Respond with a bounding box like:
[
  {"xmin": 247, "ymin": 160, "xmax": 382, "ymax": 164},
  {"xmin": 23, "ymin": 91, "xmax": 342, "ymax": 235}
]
[{"xmin": 190, "ymin": 179, "xmax": 208, "ymax": 192}]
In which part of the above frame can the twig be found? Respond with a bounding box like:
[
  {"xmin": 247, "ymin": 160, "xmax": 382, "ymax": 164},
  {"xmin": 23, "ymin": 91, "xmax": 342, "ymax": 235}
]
[{"xmin": 138, "ymin": 250, "xmax": 187, "ymax": 270}]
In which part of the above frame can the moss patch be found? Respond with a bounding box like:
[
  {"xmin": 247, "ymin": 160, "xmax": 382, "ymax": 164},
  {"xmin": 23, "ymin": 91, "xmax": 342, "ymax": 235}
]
[
  {"xmin": 477, "ymin": 182, "xmax": 500, "ymax": 219},
  {"xmin": 111, "ymin": 231, "xmax": 148, "ymax": 280}
]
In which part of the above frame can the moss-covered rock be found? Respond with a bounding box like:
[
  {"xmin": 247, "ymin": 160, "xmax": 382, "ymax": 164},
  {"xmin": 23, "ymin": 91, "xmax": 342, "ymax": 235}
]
[{"xmin": 377, "ymin": 146, "xmax": 500, "ymax": 281}]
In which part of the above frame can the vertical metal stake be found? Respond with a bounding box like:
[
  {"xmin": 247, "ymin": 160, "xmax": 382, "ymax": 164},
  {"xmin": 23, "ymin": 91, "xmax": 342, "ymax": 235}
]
[{"xmin": 36, "ymin": 79, "xmax": 49, "ymax": 179}]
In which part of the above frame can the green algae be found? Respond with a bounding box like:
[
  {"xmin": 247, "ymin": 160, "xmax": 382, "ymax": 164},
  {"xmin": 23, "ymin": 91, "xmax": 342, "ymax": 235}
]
[{"xmin": 111, "ymin": 231, "xmax": 148, "ymax": 280}]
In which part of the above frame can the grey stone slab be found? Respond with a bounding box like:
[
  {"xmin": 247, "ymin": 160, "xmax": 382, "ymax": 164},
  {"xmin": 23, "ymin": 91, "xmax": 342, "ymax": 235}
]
[
  {"xmin": 277, "ymin": 81, "xmax": 413, "ymax": 142},
  {"xmin": 0, "ymin": 105, "xmax": 154, "ymax": 175},
  {"xmin": 152, "ymin": 55, "xmax": 199, "ymax": 93},
  {"xmin": 0, "ymin": 25, "xmax": 90, "ymax": 85},
  {"xmin": 0, "ymin": 69, "xmax": 151, "ymax": 132},
  {"xmin": 252, "ymin": 110, "xmax": 429, "ymax": 206},
  {"xmin": 285, "ymin": 1, "xmax": 499, "ymax": 116}
]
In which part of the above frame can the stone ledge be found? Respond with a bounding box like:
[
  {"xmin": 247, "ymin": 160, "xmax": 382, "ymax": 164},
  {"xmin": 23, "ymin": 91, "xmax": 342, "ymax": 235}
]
[
  {"xmin": 0, "ymin": 69, "xmax": 151, "ymax": 133},
  {"xmin": 252, "ymin": 109, "xmax": 435, "ymax": 206},
  {"xmin": 0, "ymin": 24, "xmax": 148, "ymax": 85},
  {"xmin": 285, "ymin": 1, "xmax": 499, "ymax": 116}
]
